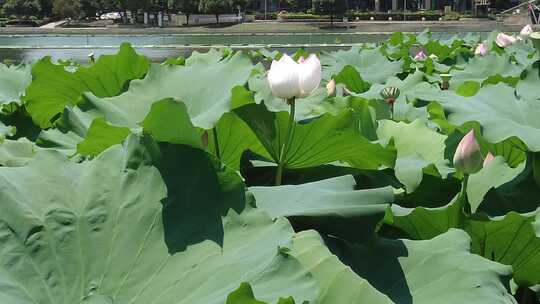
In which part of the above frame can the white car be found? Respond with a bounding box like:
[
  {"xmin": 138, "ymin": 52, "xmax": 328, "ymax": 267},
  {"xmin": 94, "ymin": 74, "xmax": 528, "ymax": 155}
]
[{"xmin": 102, "ymin": 12, "xmax": 121, "ymax": 20}]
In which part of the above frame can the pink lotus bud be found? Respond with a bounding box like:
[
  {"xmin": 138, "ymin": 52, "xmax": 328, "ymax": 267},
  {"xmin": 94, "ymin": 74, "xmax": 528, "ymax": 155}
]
[
  {"xmin": 326, "ymin": 79, "xmax": 336, "ymax": 96},
  {"xmin": 267, "ymin": 54, "xmax": 321, "ymax": 100},
  {"xmin": 474, "ymin": 42, "xmax": 489, "ymax": 56},
  {"xmin": 495, "ymin": 33, "xmax": 518, "ymax": 48},
  {"xmin": 520, "ymin": 24, "xmax": 534, "ymax": 38},
  {"xmin": 483, "ymin": 152, "xmax": 495, "ymax": 167},
  {"xmin": 414, "ymin": 50, "xmax": 428, "ymax": 61},
  {"xmin": 453, "ymin": 130, "xmax": 483, "ymax": 174}
]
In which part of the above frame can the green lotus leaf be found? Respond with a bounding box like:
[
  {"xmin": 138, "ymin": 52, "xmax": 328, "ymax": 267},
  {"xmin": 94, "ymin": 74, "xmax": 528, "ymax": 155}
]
[
  {"xmin": 417, "ymin": 83, "xmax": 540, "ymax": 152},
  {"xmin": 0, "ymin": 139, "xmax": 319, "ymax": 304},
  {"xmin": 386, "ymin": 203, "xmax": 540, "ymax": 286},
  {"xmin": 376, "ymin": 119, "xmax": 453, "ymax": 193},
  {"xmin": 235, "ymin": 103, "xmax": 395, "ymax": 171},
  {"xmin": 504, "ymin": 42, "xmax": 539, "ymax": 67},
  {"xmin": 226, "ymin": 283, "xmax": 296, "ymax": 304},
  {"xmin": 250, "ymin": 175, "xmax": 394, "ymax": 241},
  {"xmin": 82, "ymin": 51, "xmax": 253, "ymax": 130},
  {"xmin": 0, "ymin": 138, "xmax": 36, "ymax": 166},
  {"xmin": 327, "ymin": 229, "xmax": 516, "ymax": 303},
  {"xmin": 206, "ymin": 112, "xmax": 268, "ymax": 170},
  {"xmin": 330, "ymin": 229, "xmax": 515, "ymax": 304},
  {"xmin": 290, "ymin": 230, "xmax": 394, "ymax": 304},
  {"xmin": 25, "ymin": 43, "xmax": 150, "ymax": 128},
  {"xmin": 0, "ymin": 63, "xmax": 31, "ymax": 106},
  {"xmin": 321, "ymin": 46, "xmax": 404, "ymax": 84},
  {"xmin": 449, "ymin": 53, "xmax": 524, "ymax": 87},
  {"xmin": 467, "ymin": 156, "xmax": 526, "ymax": 213},
  {"xmin": 516, "ymin": 62, "xmax": 540, "ymax": 101}
]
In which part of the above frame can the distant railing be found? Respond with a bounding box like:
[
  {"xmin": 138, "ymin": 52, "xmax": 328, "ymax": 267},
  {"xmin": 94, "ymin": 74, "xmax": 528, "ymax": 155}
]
[{"xmin": 497, "ymin": 0, "xmax": 538, "ymax": 18}]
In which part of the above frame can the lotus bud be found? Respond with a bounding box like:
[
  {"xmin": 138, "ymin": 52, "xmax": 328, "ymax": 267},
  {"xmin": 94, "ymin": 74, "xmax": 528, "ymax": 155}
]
[
  {"xmin": 531, "ymin": 32, "xmax": 540, "ymax": 52},
  {"xmin": 380, "ymin": 86, "xmax": 400, "ymax": 104},
  {"xmin": 326, "ymin": 79, "xmax": 336, "ymax": 96},
  {"xmin": 474, "ymin": 42, "xmax": 489, "ymax": 56},
  {"xmin": 520, "ymin": 24, "xmax": 533, "ymax": 38},
  {"xmin": 440, "ymin": 74, "xmax": 451, "ymax": 90},
  {"xmin": 483, "ymin": 152, "xmax": 495, "ymax": 168},
  {"xmin": 267, "ymin": 54, "xmax": 321, "ymax": 100},
  {"xmin": 453, "ymin": 130, "xmax": 483, "ymax": 174},
  {"xmin": 414, "ymin": 50, "xmax": 428, "ymax": 61},
  {"xmin": 495, "ymin": 33, "xmax": 518, "ymax": 48}
]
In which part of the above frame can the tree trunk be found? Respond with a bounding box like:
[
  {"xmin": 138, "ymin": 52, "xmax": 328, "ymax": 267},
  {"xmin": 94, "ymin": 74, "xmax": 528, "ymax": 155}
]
[
  {"xmin": 215, "ymin": 14, "xmax": 219, "ymax": 24},
  {"xmin": 186, "ymin": 13, "xmax": 190, "ymax": 25}
]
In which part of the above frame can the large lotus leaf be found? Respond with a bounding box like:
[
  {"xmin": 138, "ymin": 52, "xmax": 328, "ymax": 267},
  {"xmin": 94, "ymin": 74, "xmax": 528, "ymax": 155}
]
[
  {"xmin": 0, "ymin": 121, "xmax": 16, "ymax": 143},
  {"xmin": 82, "ymin": 51, "xmax": 253, "ymax": 130},
  {"xmin": 226, "ymin": 283, "xmax": 297, "ymax": 304},
  {"xmin": 0, "ymin": 138, "xmax": 36, "ymax": 166},
  {"xmin": 25, "ymin": 43, "xmax": 150, "ymax": 128},
  {"xmin": 0, "ymin": 140, "xmax": 319, "ymax": 304},
  {"xmin": 387, "ymin": 202, "xmax": 540, "ymax": 286},
  {"xmin": 235, "ymin": 103, "xmax": 395, "ymax": 171},
  {"xmin": 416, "ymin": 83, "xmax": 540, "ymax": 151},
  {"xmin": 290, "ymin": 230, "xmax": 394, "ymax": 304},
  {"xmin": 449, "ymin": 53, "xmax": 524, "ymax": 87},
  {"xmin": 321, "ymin": 46, "xmax": 403, "ymax": 84},
  {"xmin": 376, "ymin": 119, "xmax": 453, "ymax": 192},
  {"xmin": 77, "ymin": 117, "xmax": 131, "ymax": 157},
  {"xmin": 250, "ymin": 175, "xmax": 394, "ymax": 241},
  {"xmin": 504, "ymin": 42, "xmax": 539, "ymax": 67},
  {"xmin": 516, "ymin": 62, "xmax": 540, "ymax": 101},
  {"xmin": 0, "ymin": 63, "xmax": 31, "ymax": 106},
  {"xmin": 467, "ymin": 156, "xmax": 526, "ymax": 213},
  {"xmin": 328, "ymin": 229, "xmax": 516, "ymax": 304},
  {"xmin": 207, "ymin": 112, "xmax": 268, "ymax": 170}
]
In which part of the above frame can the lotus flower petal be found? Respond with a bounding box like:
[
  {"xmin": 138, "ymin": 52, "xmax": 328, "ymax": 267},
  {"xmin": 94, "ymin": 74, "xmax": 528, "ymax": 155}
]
[
  {"xmin": 268, "ymin": 54, "xmax": 301, "ymax": 99},
  {"xmin": 495, "ymin": 33, "xmax": 517, "ymax": 48},
  {"xmin": 326, "ymin": 79, "xmax": 336, "ymax": 96},
  {"xmin": 520, "ymin": 24, "xmax": 534, "ymax": 38},
  {"xmin": 297, "ymin": 54, "xmax": 322, "ymax": 98},
  {"xmin": 474, "ymin": 43, "xmax": 489, "ymax": 56},
  {"xmin": 414, "ymin": 50, "xmax": 428, "ymax": 61},
  {"xmin": 483, "ymin": 152, "xmax": 495, "ymax": 167}
]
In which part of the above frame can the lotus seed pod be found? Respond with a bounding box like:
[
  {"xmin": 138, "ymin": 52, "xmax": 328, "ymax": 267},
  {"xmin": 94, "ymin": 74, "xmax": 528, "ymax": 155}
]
[{"xmin": 380, "ymin": 86, "xmax": 400, "ymax": 104}]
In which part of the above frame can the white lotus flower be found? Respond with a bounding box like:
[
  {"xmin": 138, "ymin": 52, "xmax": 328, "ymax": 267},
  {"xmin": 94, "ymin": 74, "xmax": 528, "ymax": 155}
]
[
  {"xmin": 474, "ymin": 42, "xmax": 489, "ymax": 56},
  {"xmin": 495, "ymin": 33, "xmax": 517, "ymax": 48},
  {"xmin": 267, "ymin": 54, "xmax": 322, "ymax": 99},
  {"xmin": 520, "ymin": 24, "xmax": 534, "ymax": 38}
]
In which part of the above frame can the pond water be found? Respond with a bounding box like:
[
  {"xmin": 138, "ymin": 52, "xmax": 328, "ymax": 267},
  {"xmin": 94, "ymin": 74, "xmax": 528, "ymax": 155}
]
[{"xmin": 0, "ymin": 32, "xmax": 489, "ymax": 62}]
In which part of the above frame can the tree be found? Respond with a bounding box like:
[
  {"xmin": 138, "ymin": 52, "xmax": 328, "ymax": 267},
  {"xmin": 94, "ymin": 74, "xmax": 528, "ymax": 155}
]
[
  {"xmin": 169, "ymin": 0, "xmax": 198, "ymax": 24},
  {"xmin": 2, "ymin": 0, "xmax": 41, "ymax": 17},
  {"xmin": 198, "ymin": 0, "xmax": 229, "ymax": 23},
  {"xmin": 312, "ymin": 0, "xmax": 346, "ymax": 27},
  {"xmin": 52, "ymin": 0, "xmax": 81, "ymax": 18}
]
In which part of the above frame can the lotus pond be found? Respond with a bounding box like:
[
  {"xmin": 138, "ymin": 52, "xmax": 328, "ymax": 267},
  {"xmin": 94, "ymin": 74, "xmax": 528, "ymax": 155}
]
[{"xmin": 0, "ymin": 29, "xmax": 540, "ymax": 304}]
